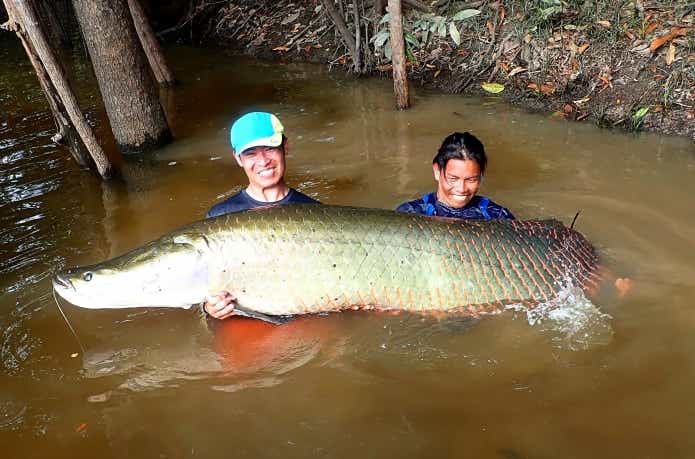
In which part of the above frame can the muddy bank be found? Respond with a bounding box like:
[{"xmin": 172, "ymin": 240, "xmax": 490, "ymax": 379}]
[{"xmin": 174, "ymin": 0, "xmax": 694, "ymax": 141}]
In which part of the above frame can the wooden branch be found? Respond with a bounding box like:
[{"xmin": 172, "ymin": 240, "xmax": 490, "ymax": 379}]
[
  {"xmin": 127, "ymin": 0, "xmax": 176, "ymax": 86},
  {"xmin": 8, "ymin": 0, "xmax": 115, "ymax": 178},
  {"xmin": 320, "ymin": 0, "xmax": 358, "ymax": 71},
  {"xmin": 388, "ymin": 0, "xmax": 410, "ymax": 109}
]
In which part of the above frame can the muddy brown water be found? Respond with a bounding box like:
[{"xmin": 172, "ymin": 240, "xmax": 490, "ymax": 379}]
[{"xmin": 1, "ymin": 41, "xmax": 695, "ymax": 458}]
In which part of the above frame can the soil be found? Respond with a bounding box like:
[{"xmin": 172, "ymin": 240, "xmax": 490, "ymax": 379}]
[{"xmin": 178, "ymin": 0, "xmax": 694, "ymax": 141}]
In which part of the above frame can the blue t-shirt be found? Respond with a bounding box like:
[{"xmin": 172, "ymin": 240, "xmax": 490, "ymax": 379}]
[
  {"xmin": 206, "ymin": 188, "xmax": 319, "ymax": 218},
  {"xmin": 396, "ymin": 193, "xmax": 514, "ymax": 220}
]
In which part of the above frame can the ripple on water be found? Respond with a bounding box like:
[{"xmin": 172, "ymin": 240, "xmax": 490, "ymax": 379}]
[{"xmin": 506, "ymin": 280, "xmax": 614, "ymax": 351}]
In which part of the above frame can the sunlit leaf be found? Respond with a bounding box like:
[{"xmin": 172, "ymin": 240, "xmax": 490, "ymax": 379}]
[
  {"xmin": 437, "ymin": 21, "xmax": 447, "ymax": 38},
  {"xmin": 633, "ymin": 106, "xmax": 650, "ymax": 121},
  {"xmin": 449, "ymin": 23, "xmax": 461, "ymax": 45},
  {"xmin": 452, "ymin": 9, "xmax": 481, "ymax": 21},
  {"xmin": 481, "ymin": 82, "xmax": 505, "ymax": 93},
  {"xmin": 314, "ymin": 4, "xmax": 322, "ymax": 13}
]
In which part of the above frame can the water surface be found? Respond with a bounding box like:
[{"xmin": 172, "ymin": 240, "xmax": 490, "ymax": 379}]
[{"xmin": 1, "ymin": 40, "xmax": 694, "ymax": 458}]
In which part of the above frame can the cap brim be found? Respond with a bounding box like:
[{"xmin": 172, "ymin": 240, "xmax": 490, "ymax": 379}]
[{"xmin": 236, "ymin": 133, "xmax": 283, "ymax": 156}]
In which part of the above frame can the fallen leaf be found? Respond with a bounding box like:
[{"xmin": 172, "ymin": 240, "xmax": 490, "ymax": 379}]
[
  {"xmin": 540, "ymin": 83, "xmax": 555, "ymax": 95},
  {"xmin": 665, "ymin": 42, "xmax": 676, "ymax": 65},
  {"xmin": 313, "ymin": 44, "xmax": 322, "ymax": 48},
  {"xmin": 573, "ymin": 96, "xmax": 591, "ymax": 105},
  {"xmin": 523, "ymin": 33, "xmax": 533, "ymax": 44},
  {"xmin": 653, "ymin": 105, "xmax": 663, "ymax": 113},
  {"xmin": 508, "ymin": 66, "xmax": 526, "ymax": 77},
  {"xmin": 687, "ymin": 111, "xmax": 694, "ymax": 120},
  {"xmin": 625, "ymin": 30, "xmax": 635, "ymax": 40},
  {"xmin": 425, "ymin": 63, "xmax": 435, "ymax": 69},
  {"xmin": 434, "ymin": 69, "xmax": 441, "ymax": 78},
  {"xmin": 649, "ymin": 27, "xmax": 689, "ymax": 53},
  {"xmin": 75, "ymin": 423, "xmax": 87, "ymax": 433},
  {"xmin": 70, "ymin": 353, "xmax": 79, "ymax": 358},
  {"xmin": 577, "ymin": 43, "xmax": 589, "ymax": 54},
  {"xmin": 272, "ymin": 46, "xmax": 289, "ymax": 52},
  {"xmin": 527, "ymin": 83, "xmax": 539, "ymax": 91},
  {"xmin": 563, "ymin": 103, "xmax": 575, "ymax": 113},
  {"xmin": 486, "ymin": 21, "xmax": 494, "ymax": 36},
  {"xmin": 281, "ymin": 12, "xmax": 300, "ymax": 25},
  {"xmin": 499, "ymin": 62, "xmax": 509, "ymax": 72},
  {"xmin": 645, "ymin": 21, "xmax": 659, "ymax": 35},
  {"xmin": 481, "ymin": 82, "xmax": 505, "ymax": 93},
  {"xmin": 597, "ymin": 20, "xmax": 611, "ymax": 28}
]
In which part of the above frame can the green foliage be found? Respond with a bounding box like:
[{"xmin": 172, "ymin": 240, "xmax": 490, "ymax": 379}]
[
  {"xmin": 370, "ymin": 9, "xmax": 481, "ymax": 63},
  {"xmin": 631, "ymin": 106, "xmax": 650, "ymax": 131}
]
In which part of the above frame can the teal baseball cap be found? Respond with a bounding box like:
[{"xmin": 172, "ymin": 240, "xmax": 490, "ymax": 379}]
[{"xmin": 230, "ymin": 112, "xmax": 284, "ymax": 156}]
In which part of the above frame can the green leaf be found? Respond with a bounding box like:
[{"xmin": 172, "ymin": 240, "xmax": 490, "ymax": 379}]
[
  {"xmin": 372, "ymin": 30, "xmax": 390, "ymax": 48},
  {"xmin": 404, "ymin": 32, "xmax": 420, "ymax": 48},
  {"xmin": 481, "ymin": 82, "xmax": 505, "ymax": 94},
  {"xmin": 406, "ymin": 45, "xmax": 418, "ymax": 65},
  {"xmin": 449, "ymin": 22, "xmax": 461, "ymax": 45},
  {"xmin": 379, "ymin": 13, "xmax": 391, "ymax": 24},
  {"xmin": 452, "ymin": 9, "xmax": 481, "ymax": 21},
  {"xmin": 632, "ymin": 106, "xmax": 650, "ymax": 121},
  {"xmin": 437, "ymin": 21, "xmax": 447, "ymax": 38}
]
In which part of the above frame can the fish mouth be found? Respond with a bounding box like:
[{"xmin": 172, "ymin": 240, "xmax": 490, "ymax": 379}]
[{"xmin": 52, "ymin": 272, "xmax": 74, "ymax": 292}]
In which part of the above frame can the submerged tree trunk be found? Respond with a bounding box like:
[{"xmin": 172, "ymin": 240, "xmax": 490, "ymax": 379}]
[
  {"xmin": 387, "ymin": 0, "xmax": 410, "ymax": 109},
  {"xmin": 127, "ymin": 0, "xmax": 175, "ymax": 86},
  {"xmin": 2, "ymin": 0, "xmax": 115, "ymax": 178},
  {"xmin": 72, "ymin": 0, "xmax": 171, "ymax": 154}
]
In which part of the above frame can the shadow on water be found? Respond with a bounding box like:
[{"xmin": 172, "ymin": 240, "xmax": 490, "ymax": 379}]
[{"xmin": 1, "ymin": 41, "xmax": 695, "ymax": 457}]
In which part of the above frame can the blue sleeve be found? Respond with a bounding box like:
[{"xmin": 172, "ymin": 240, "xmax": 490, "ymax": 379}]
[{"xmin": 396, "ymin": 201, "xmax": 419, "ymax": 214}]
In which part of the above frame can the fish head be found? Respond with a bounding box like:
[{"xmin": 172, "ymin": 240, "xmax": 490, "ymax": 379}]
[{"xmin": 53, "ymin": 235, "xmax": 209, "ymax": 309}]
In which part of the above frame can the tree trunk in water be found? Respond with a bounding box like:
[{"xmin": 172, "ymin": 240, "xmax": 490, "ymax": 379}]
[
  {"xmin": 37, "ymin": 0, "xmax": 70, "ymax": 47},
  {"xmin": 3, "ymin": 0, "xmax": 115, "ymax": 178},
  {"xmin": 127, "ymin": 0, "xmax": 175, "ymax": 86},
  {"xmin": 72, "ymin": 0, "xmax": 171, "ymax": 154},
  {"xmin": 387, "ymin": 0, "xmax": 410, "ymax": 109}
]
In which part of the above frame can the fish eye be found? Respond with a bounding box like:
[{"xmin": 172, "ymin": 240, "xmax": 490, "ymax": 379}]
[{"xmin": 83, "ymin": 272, "xmax": 93, "ymax": 282}]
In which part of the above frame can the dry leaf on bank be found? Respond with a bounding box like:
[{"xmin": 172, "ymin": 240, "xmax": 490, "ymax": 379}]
[
  {"xmin": 272, "ymin": 46, "xmax": 290, "ymax": 52},
  {"xmin": 508, "ymin": 66, "xmax": 526, "ymax": 77},
  {"xmin": 597, "ymin": 20, "xmax": 611, "ymax": 28},
  {"xmin": 578, "ymin": 43, "xmax": 589, "ymax": 54},
  {"xmin": 649, "ymin": 27, "xmax": 689, "ymax": 53},
  {"xmin": 645, "ymin": 22, "xmax": 660, "ymax": 35},
  {"xmin": 665, "ymin": 43, "xmax": 676, "ymax": 65}
]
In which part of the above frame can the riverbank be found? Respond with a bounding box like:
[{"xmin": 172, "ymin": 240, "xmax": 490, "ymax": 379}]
[{"xmin": 180, "ymin": 0, "xmax": 694, "ymax": 141}]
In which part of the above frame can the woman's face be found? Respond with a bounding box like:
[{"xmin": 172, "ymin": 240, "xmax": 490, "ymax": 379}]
[{"xmin": 433, "ymin": 158, "xmax": 482, "ymax": 208}]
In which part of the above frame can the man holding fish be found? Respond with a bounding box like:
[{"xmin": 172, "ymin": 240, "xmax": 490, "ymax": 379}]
[{"xmin": 204, "ymin": 111, "xmax": 319, "ymax": 319}]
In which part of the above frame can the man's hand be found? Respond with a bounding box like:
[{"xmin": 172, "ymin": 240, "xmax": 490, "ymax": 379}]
[{"xmin": 204, "ymin": 291, "xmax": 237, "ymax": 319}]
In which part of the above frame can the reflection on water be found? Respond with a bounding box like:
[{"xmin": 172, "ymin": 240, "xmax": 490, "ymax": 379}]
[{"xmin": 1, "ymin": 39, "xmax": 695, "ymax": 457}]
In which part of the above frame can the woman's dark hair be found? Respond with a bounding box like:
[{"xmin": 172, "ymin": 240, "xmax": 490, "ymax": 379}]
[{"xmin": 432, "ymin": 132, "xmax": 487, "ymax": 174}]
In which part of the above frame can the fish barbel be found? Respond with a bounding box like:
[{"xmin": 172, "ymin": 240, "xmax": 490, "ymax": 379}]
[{"xmin": 53, "ymin": 205, "xmax": 599, "ymax": 317}]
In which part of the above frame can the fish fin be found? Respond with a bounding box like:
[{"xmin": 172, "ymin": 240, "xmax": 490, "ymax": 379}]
[{"xmin": 232, "ymin": 305, "xmax": 295, "ymax": 325}]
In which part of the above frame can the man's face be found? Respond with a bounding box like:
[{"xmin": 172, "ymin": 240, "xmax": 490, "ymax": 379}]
[
  {"xmin": 433, "ymin": 158, "xmax": 482, "ymax": 208},
  {"xmin": 235, "ymin": 143, "xmax": 287, "ymax": 190}
]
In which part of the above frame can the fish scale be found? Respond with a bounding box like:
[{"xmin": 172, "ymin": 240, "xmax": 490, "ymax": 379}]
[{"xmin": 196, "ymin": 205, "xmax": 599, "ymax": 316}]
